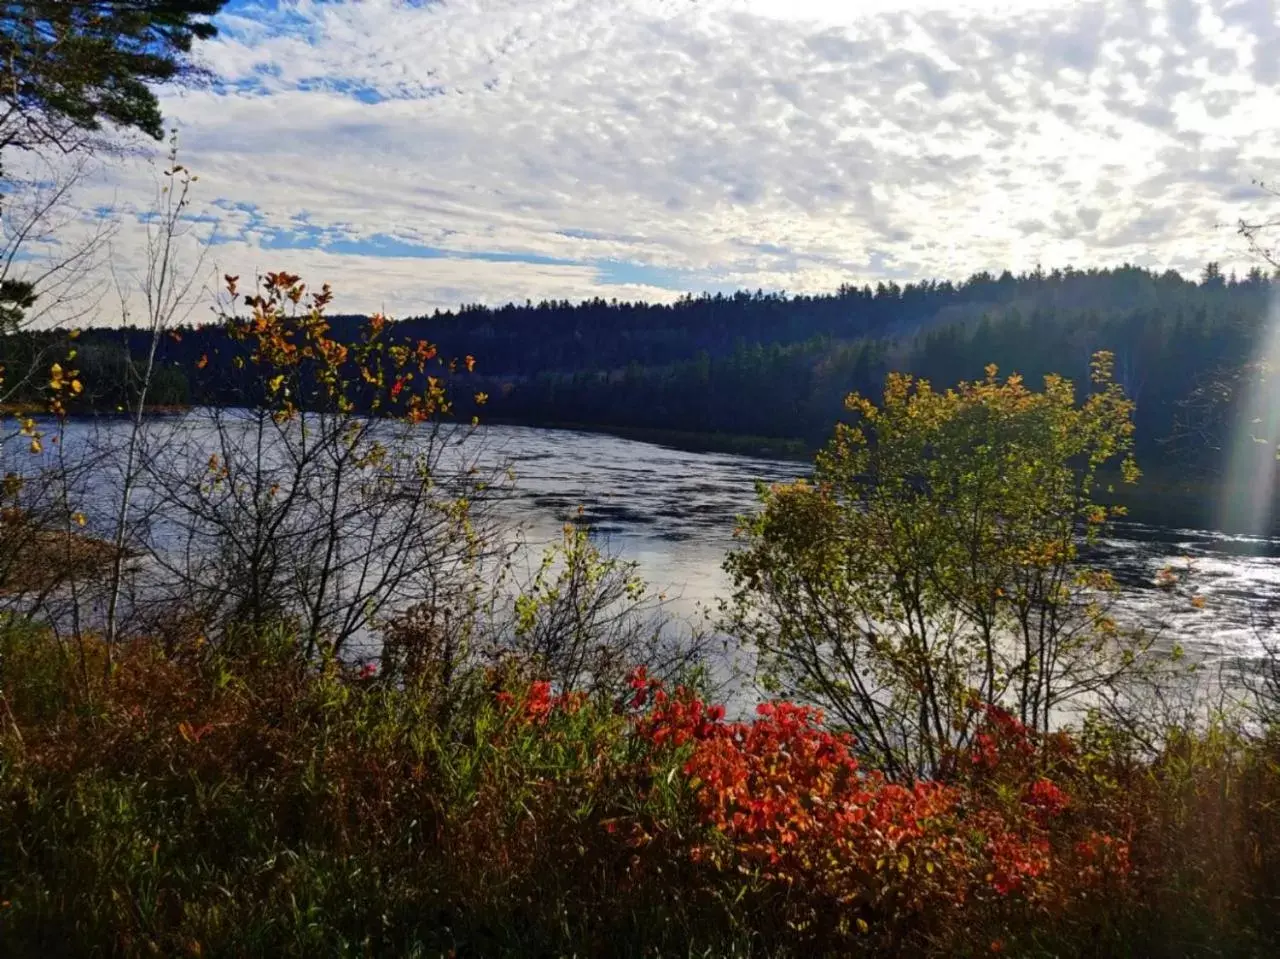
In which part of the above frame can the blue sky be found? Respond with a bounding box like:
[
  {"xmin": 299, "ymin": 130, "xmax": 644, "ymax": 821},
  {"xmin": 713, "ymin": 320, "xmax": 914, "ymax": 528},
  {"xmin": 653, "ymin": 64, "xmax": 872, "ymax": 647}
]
[{"xmin": 59, "ymin": 0, "xmax": 1280, "ymax": 317}]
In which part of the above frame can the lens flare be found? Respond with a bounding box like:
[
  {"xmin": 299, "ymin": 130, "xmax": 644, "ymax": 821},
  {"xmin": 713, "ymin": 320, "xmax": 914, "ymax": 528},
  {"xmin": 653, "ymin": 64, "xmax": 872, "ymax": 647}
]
[{"xmin": 1219, "ymin": 297, "xmax": 1280, "ymax": 537}]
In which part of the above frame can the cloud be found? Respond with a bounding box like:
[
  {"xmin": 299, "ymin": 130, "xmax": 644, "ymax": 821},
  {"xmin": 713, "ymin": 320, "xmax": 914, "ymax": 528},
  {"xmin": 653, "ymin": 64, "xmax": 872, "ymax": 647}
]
[{"xmin": 30, "ymin": 0, "xmax": 1280, "ymax": 322}]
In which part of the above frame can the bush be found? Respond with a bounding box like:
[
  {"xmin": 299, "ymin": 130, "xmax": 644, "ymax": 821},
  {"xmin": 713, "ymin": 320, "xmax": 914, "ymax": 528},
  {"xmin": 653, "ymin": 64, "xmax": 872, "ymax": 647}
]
[
  {"xmin": 724, "ymin": 353, "xmax": 1153, "ymax": 778},
  {"xmin": 4, "ymin": 625, "xmax": 1274, "ymax": 957},
  {"xmin": 0, "ymin": 629, "xmax": 726, "ymax": 957}
]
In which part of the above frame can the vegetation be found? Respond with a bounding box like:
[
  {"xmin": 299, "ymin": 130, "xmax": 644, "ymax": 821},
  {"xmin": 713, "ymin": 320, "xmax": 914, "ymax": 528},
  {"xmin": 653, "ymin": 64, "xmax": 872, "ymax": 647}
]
[
  {"xmin": 1, "ymin": 620, "xmax": 1278, "ymax": 957},
  {"xmin": 724, "ymin": 353, "xmax": 1157, "ymax": 778},
  {"xmin": 2, "ymin": 264, "xmax": 1279, "ymax": 953},
  {"xmin": 0, "ymin": 11, "xmax": 1277, "ymax": 956},
  {"xmin": 0, "ymin": 0, "xmax": 228, "ymax": 331},
  {"xmin": 7, "ymin": 263, "xmax": 1274, "ymax": 487},
  {"xmin": 0, "ymin": 0, "xmax": 226, "ymax": 154}
]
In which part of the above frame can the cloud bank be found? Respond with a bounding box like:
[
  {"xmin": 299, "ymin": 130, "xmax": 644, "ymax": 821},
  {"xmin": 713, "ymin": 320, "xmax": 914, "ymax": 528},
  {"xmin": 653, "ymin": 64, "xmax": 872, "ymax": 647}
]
[{"xmin": 44, "ymin": 0, "xmax": 1280, "ymax": 319}]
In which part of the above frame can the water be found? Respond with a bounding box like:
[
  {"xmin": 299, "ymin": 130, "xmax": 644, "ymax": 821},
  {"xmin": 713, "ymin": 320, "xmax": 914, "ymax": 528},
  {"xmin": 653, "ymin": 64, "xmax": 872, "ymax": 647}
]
[
  {"xmin": 21, "ymin": 417, "xmax": 1280, "ymax": 674},
  {"xmin": 471, "ymin": 424, "xmax": 804, "ymax": 614},
  {"xmin": 469, "ymin": 424, "xmax": 1280, "ymax": 674}
]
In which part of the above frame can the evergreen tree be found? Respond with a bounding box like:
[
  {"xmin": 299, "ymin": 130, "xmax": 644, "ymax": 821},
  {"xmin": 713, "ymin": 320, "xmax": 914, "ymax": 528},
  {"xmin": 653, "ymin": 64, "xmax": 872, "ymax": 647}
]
[{"xmin": 0, "ymin": 1, "xmax": 227, "ymax": 155}]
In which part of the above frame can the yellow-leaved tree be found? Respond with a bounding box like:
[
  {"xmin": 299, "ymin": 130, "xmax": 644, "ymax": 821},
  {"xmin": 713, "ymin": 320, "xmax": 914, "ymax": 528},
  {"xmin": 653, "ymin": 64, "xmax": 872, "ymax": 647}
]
[{"xmin": 725, "ymin": 352, "xmax": 1154, "ymax": 778}]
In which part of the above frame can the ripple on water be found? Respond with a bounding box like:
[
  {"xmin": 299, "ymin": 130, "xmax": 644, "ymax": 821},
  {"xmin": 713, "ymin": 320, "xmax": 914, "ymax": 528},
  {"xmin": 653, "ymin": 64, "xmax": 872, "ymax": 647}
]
[{"xmin": 42, "ymin": 417, "xmax": 1280, "ymax": 672}]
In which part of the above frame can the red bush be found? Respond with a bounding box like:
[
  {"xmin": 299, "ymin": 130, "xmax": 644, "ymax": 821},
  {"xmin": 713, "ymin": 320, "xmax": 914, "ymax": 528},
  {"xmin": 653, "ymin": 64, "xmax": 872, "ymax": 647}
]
[{"xmin": 620, "ymin": 673, "xmax": 1134, "ymax": 947}]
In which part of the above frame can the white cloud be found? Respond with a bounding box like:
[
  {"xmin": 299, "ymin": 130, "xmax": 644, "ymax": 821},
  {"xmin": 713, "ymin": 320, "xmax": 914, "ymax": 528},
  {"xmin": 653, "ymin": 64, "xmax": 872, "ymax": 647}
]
[{"xmin": 31, "ymin": 0, "xmax": 1280, "ymax": 322}]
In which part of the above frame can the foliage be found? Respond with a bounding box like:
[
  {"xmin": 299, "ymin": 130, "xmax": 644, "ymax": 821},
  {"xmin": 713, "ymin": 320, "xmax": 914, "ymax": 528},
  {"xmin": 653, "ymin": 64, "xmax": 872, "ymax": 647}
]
[
  {"xmin": 0, "ymin": 628, "xmax": 719, "ymax": 957},
  {"xmin": 0, "ymin": 624, "xmax": 1276, "ymax": 957},
  {"xmin": 495, "ymin": 519, "xmax": 717, "ymax": 703},
  {"xmin": 122, "ymin": 272, "xmax": 496, "ymax": 658},
  {"xmin": 0, "ymin": 0, "xmax": 226, "ymax": 155},
  {"xmin": 0, "ymin": 310, "xmax": 90, "ymax": 606},
  {"xmin": 724, "ymin": 354, "xmax": 1155, "ymax": 778}
]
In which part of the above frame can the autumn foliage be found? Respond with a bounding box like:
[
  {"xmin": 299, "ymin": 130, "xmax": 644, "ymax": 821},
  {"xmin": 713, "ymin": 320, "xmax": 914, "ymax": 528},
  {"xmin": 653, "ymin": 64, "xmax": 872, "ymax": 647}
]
[
  {"xmin": 1, "ymin": 273, "xmax": 1277, "ymax": 957},
  {"xmin": 1, "ymin": 622, "xmax": 1278, "ymax": 957},
  {"xmin": 218, "ymin": 271, "xmax": 485, "ymax": 422}
]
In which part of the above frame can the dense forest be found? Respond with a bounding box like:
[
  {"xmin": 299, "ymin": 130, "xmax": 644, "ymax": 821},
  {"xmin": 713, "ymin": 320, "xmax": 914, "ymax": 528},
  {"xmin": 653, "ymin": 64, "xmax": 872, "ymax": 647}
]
[{"xmin": 4, "ymin": 261, "xmax": 1273, "ymax": 469}]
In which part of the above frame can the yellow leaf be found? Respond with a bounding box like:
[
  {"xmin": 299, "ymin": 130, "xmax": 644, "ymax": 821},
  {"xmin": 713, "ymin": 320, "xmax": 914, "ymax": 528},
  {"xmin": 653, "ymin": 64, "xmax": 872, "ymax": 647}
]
[
  {"xmin": 29, "ymin": 438, "xmax": 42, "ymax": 454},
  {"xmin": 856, "ymin": 918, "xmax": 869, "ymax": 934},
  {"xmin": 72, "ymin": 512, "xmax": 86, "ymax": 527}
]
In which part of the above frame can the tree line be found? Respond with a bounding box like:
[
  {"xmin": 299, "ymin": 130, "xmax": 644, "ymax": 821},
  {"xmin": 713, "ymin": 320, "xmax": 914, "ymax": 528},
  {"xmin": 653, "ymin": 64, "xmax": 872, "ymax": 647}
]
[{"xmin": 7, "ymin": 261, "xmax": 1269, "ymax": 474}]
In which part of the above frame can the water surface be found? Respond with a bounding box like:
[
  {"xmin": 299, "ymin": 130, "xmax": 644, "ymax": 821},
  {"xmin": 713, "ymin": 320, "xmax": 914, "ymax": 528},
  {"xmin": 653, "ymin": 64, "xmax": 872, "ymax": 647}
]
[
  {"xmin": 34, "ymin": 417, "xmax": 1280, "ymax": 674},
  {"xmin": 471, "ymin": 424, "xmax": 1280, "ymax": 673}
]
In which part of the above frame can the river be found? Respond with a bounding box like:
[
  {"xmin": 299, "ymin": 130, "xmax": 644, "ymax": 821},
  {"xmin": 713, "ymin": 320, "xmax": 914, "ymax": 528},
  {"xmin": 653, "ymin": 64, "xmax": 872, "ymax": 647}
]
[
  {"xmin": 469, "ymin": 424, "xmax": 1280, "ymax": 677},
  {"xmin": 25, "ymin": 417, "xmax": 1280, "ymax": 678}
]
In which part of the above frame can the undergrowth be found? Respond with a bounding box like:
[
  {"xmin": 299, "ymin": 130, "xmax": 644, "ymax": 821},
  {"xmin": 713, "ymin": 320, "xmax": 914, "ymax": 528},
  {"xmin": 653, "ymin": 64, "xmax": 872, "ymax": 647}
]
[{"xmin": 0, "ymin": 623, "xmax": 1277, "ymax": 957}]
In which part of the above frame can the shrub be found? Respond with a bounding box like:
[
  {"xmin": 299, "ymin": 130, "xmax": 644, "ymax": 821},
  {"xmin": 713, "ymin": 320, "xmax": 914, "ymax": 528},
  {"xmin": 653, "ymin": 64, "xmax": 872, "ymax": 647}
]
[
  {"xmin": 724, "ymin": 354, "xmax": 1155, "ymax": 779},
  {"xmin": 0, "ymin": 624, "xmax": 1277, "ymax": 957}
]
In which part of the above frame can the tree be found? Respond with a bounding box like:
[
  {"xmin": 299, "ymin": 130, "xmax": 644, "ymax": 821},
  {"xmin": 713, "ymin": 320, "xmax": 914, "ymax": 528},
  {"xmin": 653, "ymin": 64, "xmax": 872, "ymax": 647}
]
[
  {"xmin": 0, "ymin": 0, "xmax": 226, "ymax": 157},
  {"xmin": 130, "ymin": 272, "xmax": 501, "ymax": 662},
  {"xmin": 0, "ymin": 1, "xmax": 223, "ymax": 331},
  {"xmin": 724, "ymin": 353, "xmax": 1149, "ymax": 779}
]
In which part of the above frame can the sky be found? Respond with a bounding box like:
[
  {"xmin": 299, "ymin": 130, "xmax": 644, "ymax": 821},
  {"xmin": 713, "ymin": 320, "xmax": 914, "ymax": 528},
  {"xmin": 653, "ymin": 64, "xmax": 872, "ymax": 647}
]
[{"xmin": 36, "ymin": 0, "xmax": 1280, "ymax": 320}]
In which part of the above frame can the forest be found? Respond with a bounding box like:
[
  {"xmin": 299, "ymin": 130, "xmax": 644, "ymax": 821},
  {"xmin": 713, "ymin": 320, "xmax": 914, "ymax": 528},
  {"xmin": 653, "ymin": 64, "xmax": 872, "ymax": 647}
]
[{"xmin": 5, "ymin": 260, "xmax": 1272, "ymax": 472}]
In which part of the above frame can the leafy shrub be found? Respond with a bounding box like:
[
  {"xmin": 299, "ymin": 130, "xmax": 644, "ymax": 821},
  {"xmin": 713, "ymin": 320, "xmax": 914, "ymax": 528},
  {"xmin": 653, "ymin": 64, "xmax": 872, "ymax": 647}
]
[{"xmin": 0, "ymin": 625, "xmax": 1277, "ymax": 957}]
